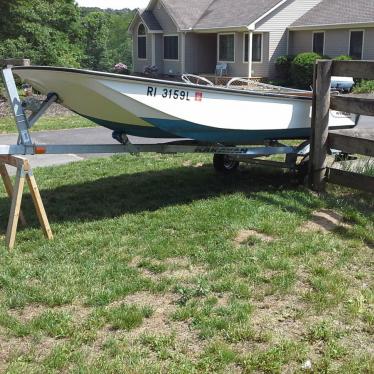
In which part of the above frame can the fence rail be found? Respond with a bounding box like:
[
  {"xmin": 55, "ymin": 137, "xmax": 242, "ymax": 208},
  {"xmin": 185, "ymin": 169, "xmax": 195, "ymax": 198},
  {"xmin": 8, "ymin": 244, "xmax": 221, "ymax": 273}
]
[
  {"xmin": 310, "ymin": 60, "xmax": 374, "ymax": 193},
  {"xmin": 0, "ymin": 59, "xmax": 30, "ymax": 68}
]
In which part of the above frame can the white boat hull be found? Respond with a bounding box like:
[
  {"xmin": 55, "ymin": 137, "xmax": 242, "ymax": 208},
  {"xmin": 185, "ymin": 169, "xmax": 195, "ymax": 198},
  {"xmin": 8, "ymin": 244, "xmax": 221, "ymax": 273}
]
[{"xmin": 13, "ymin": 67, "xmax": 356, "ymax": 144}]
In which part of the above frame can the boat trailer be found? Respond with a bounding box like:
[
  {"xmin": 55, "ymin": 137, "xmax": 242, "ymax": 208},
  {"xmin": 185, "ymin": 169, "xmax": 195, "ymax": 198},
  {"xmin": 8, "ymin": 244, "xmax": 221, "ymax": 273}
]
[
  {"xmin": 1, "ymin": 67, "xmax": 315, "ymax": 249},
  {"xmin": 1, "ymin": 67, "xmax": 310, "ymax": 173}
]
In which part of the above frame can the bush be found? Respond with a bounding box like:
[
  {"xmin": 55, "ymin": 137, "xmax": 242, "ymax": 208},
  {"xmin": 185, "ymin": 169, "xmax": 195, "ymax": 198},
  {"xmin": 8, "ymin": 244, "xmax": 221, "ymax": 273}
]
[
  {"xmin": 352, "ymin": 80, "xmax": 374, "ymax": 94},
  {"xmin": 291, "ymin": 52, "xmax": 322, "ymax": 89},
  {"xmin": 275, "ymin": 55, "xmax": 294, "ymax": 84},
  {"xmin": 0, "ymin": 81, "xmax": 5, "ymax": 100},
  {"xmin": 334, "ymin": 55, "xmax": 352, "ymax": 61}
]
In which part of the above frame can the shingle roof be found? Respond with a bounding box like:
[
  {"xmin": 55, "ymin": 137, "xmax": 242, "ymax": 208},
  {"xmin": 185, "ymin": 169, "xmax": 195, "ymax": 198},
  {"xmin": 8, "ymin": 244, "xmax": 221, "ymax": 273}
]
[
  {"xmin": 141, "ymin": 10, "xmax": 163, "ymax": 31},
  {"xmin": 193, "ymin": 0, "xmax": 284, "ymax": 29},
  {"xmin": 162, "ymin": 0, "xmax": 214, "ymax": 30},
  {"xmin": 160, "ymin": 0, "xmax": 284, "ymax": 30},
  {"xmin": 291, "ymin": 0, "xmax": 374, "ymax": 28}
]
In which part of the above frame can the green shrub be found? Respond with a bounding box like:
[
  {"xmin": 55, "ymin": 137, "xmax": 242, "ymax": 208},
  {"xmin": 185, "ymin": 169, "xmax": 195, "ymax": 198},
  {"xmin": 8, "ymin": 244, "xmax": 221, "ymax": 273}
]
[
  {"xmin": 0, "ymin": 81, "xmax": 5, "ymax": 99},
  {"xmin": 291, "ymin": 52, "xmax": 322, "ymax": 89},
  {"xmin": 275, "ymin": 55, "xmax": 294, "ymax": 83},
  {"xmin": 334, "ymin": 55, "xmax": 352, "ymax": 61},
  {"xmin": 352, "ymin": 80, "xmax": 374, "ymax": 94}
]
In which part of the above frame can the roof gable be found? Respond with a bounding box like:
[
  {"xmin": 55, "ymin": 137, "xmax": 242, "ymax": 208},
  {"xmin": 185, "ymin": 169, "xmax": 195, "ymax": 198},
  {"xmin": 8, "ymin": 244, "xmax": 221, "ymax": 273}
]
[
  {"xmin": 161, "ymin": 0, "xmax": 214, "ymax": 30},
  {"xmin": 141, "ymin": 10, "xmax": 163, "ymax": 31},
  {"xmin": 292, "ymin": 0, "xmax": 374, "ymax": 28},
  {"xmin": 144, "ymin": 0, "xmax": 287, "ymax": 31},
  {"xmin": 193, "ymin": 0, "xmax": 284, "ymax": 30}
]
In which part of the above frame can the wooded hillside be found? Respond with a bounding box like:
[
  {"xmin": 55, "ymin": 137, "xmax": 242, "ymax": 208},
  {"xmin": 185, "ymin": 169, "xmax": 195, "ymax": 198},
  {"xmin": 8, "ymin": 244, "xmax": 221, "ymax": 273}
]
[{"xmin": 0, "ymin": 0, "xmax": 135, "ymax": 71}]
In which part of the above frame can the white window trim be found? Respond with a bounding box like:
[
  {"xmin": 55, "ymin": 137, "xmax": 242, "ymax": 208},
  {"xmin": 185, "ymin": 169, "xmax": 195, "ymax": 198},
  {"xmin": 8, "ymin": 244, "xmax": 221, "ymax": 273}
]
[
  {"xmin": 312, "ymin": 31, "xmax": 325, "ymax": 56},
  {"xmin": 217, "ymin": 33, "xmax": 236, "ymax": 63},
  {"xmin": 137, "ymin": 23, "xmax": 147, "ymax": 61},
  {"xmin": 348, "ymin": 29, "xmax": 365, "ymax": 60},
  {"xmin": 243, "ymin": 32, "xmax": 263, "ymax": 64},
  {"xmin": 163, "ymin": 34, "xmax": 179, "ymax": 61}
]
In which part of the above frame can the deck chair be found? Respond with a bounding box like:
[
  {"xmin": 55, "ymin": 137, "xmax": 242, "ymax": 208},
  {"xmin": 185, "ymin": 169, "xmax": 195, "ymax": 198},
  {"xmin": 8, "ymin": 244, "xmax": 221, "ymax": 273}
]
[{"xmin": 215, "ymin": 63, "xmax": 228, "ymax": 76}]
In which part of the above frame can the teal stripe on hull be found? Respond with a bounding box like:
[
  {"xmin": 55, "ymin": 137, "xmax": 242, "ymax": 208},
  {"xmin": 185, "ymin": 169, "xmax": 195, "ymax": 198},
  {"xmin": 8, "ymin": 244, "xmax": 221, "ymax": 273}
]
[
  {"xmin": 82, "ymin": 114, "xmax": 313, "ymax": 143},
  {"xmin": 82, "ymin": 115, "xmax": 179, "ymax": 139},
  {"xmin": 143, "ymin": 118, "xmax": 311, "ymax": 144}
]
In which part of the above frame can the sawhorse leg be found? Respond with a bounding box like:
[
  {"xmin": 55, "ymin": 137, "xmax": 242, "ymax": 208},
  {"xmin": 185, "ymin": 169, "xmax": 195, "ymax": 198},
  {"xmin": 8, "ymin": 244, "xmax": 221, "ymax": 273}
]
[
  {"xmin": 1, "ymin": 156, "xmax": 53, "ymax": 250},
  {"xmin": 26, "ymin": 171, "xmax": 53, "ymax": 240},
  {"xmin": 0, "ymin": 163, "xmax": 27, "ymax": 226},
  {"xmin": 6, "ymin": 165, "xmax": 26, "ymax": 249}
]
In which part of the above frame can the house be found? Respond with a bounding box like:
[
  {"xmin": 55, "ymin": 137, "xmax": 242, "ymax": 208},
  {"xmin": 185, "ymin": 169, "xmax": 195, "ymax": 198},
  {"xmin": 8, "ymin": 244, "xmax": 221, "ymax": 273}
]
[
  {"xmin": 289, "ymin": 0, "xmax": 374, "ymax": 60},
  {"xmin": 129, "ymin": 0, "xmax": 373, "ymax": 79}
]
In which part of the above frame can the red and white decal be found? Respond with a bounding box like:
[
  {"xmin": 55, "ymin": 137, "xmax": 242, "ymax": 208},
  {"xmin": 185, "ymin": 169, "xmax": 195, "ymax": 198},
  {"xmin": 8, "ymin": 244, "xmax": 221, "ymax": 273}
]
[{"xmin": 195, "ymin": 91, "xmax": 203, "ymax": 101}]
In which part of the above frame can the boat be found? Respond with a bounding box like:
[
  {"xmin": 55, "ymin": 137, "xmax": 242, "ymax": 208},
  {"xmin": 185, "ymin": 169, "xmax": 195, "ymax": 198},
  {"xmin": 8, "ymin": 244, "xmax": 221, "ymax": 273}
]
[{"xmin": 12, "ymin": 66, "xmax": 357, "ymax": 145}]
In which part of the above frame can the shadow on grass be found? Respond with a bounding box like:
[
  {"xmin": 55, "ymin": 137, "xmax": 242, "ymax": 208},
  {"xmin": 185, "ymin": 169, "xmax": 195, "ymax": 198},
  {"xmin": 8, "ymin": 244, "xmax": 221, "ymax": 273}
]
[
  {"xmin": 0, "ymin": 165, "xmax": 297, "ymax": 228},
  {"xmin": 0, "ymin": 165, "xmax": 371, "ymax": 237}
]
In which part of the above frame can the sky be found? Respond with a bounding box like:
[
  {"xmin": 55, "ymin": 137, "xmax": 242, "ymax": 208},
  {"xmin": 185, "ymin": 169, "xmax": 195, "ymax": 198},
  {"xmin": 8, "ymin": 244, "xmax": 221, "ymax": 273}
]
[{"xmin": 75, "ymin": 0, "xmax": 149, "ymax": 9}]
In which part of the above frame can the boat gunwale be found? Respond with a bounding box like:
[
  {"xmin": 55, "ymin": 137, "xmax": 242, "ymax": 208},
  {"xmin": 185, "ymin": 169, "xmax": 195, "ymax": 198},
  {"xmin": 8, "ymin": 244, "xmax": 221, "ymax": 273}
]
[{"xmin": 12, "ymin": 66, "xmax": 313, "ymax": 102}]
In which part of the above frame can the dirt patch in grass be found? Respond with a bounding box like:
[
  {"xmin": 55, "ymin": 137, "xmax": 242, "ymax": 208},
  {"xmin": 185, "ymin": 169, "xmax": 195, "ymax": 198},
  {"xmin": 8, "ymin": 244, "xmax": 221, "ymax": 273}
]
[
  {"xmin": 99, "ymin": 292, "xmax": 205, "ymax": 357},
  {"xmin": 0, "ymin": 334, "xmax": 62, "ymax": 369},
  {"xmin": 0, "ymin": 336, "xmax": 32, "ymax": 370},
  {"xmin": 32, "ymin": 337, "xmax": 62, "ymax": 362},
  {"xmin": 234, "ymin": 229, "xmax": 274, "ymax": 247},
  {"xmin": 301, "ymin": 209, "xmax": 352, "ymax": 233},
  {"xmin": 252, "ymin": 294, "xmax": 306, "ymax": 341},
  {"xmin": 130, "ymin": 256, "xmax": 206, "ymax": 281},
  {"xmin": 8, "ymin": 305, "xmax": 46, "ymax": 323},
  {"xmin": 8, "ymin": 303, "xmax": 92, "ymax": 324}
]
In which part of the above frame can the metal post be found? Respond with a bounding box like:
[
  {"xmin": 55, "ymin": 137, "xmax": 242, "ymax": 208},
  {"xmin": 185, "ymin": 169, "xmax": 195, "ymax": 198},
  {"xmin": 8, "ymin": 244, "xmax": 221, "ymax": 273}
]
[
  {"xmin": 248, "ymin": 31, "xmax": 253, "ymax": 78},
  {"xmin": 1, "ymin": 68, "xmax": 32, "ymax": 145}
]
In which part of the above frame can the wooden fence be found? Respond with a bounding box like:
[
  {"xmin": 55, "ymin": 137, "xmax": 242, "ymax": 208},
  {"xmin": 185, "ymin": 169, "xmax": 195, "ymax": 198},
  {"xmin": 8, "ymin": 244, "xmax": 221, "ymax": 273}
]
[
  {"xmin": 0, "ymin": 59, "xmax": 30, "ymax": 68},
  {"xmin": 310, "ymin": 60, "xmax": 374, "ymax": 193}
]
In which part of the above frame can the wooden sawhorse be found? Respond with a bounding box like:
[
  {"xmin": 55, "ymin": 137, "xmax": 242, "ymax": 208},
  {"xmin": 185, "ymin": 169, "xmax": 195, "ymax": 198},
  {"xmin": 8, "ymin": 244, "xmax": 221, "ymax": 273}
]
[{"xmin": 0, "ymin": 156, "xmax": 53, "ymax": 249}]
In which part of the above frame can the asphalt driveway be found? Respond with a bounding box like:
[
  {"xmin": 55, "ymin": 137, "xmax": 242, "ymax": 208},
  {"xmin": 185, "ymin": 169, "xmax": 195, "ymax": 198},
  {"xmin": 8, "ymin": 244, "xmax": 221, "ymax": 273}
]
[{"xmin": 0, "ymin": 127, "xmax": 181, "ymax": 172}]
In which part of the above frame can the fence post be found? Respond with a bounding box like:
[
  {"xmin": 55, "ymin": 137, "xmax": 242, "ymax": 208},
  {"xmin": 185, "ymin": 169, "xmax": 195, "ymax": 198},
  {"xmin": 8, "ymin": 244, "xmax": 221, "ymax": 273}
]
[{"xmin": 309, "ymin": 60, "xmax": 333, "ymax": 192}]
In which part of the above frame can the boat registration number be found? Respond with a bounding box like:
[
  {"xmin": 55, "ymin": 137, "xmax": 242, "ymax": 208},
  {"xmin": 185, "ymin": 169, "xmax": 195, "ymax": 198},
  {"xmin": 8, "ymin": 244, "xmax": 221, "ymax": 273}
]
[{"xmin": 147, "ymin": 86, "xmax": 203, "ymax": 101}]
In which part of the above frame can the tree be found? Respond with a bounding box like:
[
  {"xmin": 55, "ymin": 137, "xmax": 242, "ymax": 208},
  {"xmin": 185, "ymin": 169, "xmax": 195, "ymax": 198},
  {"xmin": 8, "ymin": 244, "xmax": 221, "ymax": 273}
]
[
  {"xmin": 106, "ymin": 12, "xmax": 134, "ymax": 69},
  {"xmin": 80, "ymin": 12, "xmax": 111, "ymax": 71},
  {"xmin": 0, "ymin": 0, "xmax": 83, "ymax": 67}
]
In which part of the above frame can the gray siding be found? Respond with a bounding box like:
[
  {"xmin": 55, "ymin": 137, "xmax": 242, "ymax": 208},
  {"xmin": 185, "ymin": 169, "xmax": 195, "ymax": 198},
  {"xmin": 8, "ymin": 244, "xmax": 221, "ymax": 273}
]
[
  {"xmin": 325, "ymin": 30, "xmax": 350, "ymax": 56},
  {"xmin": 291, "ymin": 27, "xmax": 374, "ymax": 59},
  {"xmin": 185, "ymin": 33, "xmax": 216, "ymax": 74},
  {"xmin": 218, "ymin": 32, "xmax": 270, "ymax": 77},
  {"xmin": 163, "ymin": 33, "xmax": 181, "ymax": 75},
  {"xmin": 133, "ymin": 0, "xmax": 180, "ymax": 75},
  {"xmin": 132, "ymin": 17, "xmax": 152, "ymax": 74},
  {"xmin": 200, "ymin": 0, "xmax": 324, "ymax": 78},
  {"xmin": 155, "ymin": 34, "xmax": 164, "ymax": 72},
  {"xmin": 365, "ymin": 29, "xmax": 374, "ymax": 59},
  {"xmin": 255, "ymin": 0, "xmax": 324, "ymax": 77},
  {"xmin": 289, "ymin": 30, "xmax": 312, "ymax": 54}
]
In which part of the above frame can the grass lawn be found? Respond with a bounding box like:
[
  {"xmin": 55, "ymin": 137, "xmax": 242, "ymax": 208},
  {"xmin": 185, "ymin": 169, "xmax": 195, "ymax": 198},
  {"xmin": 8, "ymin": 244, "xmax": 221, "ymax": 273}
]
[
  {"xmin": 0, "ymin": 153, "xmax": 372, "ymax": 373},
  {"xmin": 0, "ymin": 115, "xmax": 95, "ymax": 134}
]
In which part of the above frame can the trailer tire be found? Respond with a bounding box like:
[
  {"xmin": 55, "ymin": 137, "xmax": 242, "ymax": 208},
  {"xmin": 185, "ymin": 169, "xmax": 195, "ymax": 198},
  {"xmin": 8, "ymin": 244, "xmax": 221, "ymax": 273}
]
[{"xmin": 213, "ymin": 154, "xmax": 239, "ymax": 174}]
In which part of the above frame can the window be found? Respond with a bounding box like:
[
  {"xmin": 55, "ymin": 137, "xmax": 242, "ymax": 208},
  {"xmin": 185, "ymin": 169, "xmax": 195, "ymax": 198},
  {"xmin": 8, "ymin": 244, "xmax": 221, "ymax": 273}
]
[
  {"xmin": 164, "ymin": 35, "xmax": 179, "ymax": 60},
  {"xmin": 349, "ymin": 30, "xmax": 364, "ymax": 60},
  {"xmin": 137, "ymin": 24, "xmax": 146, "ymax": 59},
  {"xmin": 313, "ymin": 32, "xmax": 324, "ymax": 55},
  {"xmin": 244, "ymin": 33, "xmax": 263, "ymax": 62},
  {"xmin": 218, "ymin": 34, "xmax": 235, "ymax": 62}
]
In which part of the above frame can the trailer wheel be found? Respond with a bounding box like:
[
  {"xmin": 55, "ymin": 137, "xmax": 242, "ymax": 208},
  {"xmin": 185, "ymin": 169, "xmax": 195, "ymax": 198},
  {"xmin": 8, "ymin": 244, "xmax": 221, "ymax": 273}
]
[{"xmin": 213, "ymin": 154, "xmax": 239, "ymax": 174}]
